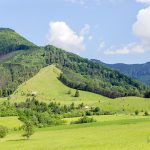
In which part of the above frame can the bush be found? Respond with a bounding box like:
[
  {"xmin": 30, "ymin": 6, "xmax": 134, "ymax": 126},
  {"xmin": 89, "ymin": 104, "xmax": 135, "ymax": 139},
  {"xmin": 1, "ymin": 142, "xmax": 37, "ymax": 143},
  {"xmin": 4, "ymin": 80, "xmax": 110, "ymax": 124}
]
[
  {"xmin": 71, "ymin": 116, "xmax": 96, "ymax": 124},
  {"xmin": 93, "ymin": 107, "xmax": 100, "ymax": 113},
  {"xmin": 74, "ymin": 90, "xmax": 80, "ymax": 97},
  {"xmin": 22, "ymin": 121, "xmax": 34, "ymax": 139},
  {"xmin": 144, "ymin": 111, "xmax": 149, "ymax": 116},
  {"xmin": 67, "ymin": 89, "xmax": 71, "ymax": 95},
  {"xmin": 144, "ymin": 91, "xmax": 150, "ymax": 98},
  {"xmin": 135, "ymin": 110, "xmax": 139, "ymax": 115},
  {"xmin": 0, "ymin": 126, "xmax": 8, "ymax": 138}
]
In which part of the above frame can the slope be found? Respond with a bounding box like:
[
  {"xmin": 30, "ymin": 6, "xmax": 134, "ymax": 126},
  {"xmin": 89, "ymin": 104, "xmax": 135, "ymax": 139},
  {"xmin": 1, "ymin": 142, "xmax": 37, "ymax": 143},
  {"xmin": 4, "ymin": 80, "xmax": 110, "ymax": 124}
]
[
  {"xmin": 11, "ymin": 65, "xmax": 108, "ymax": 104},
  {"xmin": 0, "ymin": 28, "xmax": 35, "ymax": 56},
  {"xmin": 10, "ymin": 65, "xmax": 150, "ymax": 114}
]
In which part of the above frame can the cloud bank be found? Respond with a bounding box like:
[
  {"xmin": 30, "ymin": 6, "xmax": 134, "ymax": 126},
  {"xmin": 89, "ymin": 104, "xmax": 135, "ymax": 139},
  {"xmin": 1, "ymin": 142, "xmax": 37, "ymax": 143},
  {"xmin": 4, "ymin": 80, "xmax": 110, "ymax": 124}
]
[{"xmin": 47, "ymin": 21, "xmax": 91, "ymax": 54}]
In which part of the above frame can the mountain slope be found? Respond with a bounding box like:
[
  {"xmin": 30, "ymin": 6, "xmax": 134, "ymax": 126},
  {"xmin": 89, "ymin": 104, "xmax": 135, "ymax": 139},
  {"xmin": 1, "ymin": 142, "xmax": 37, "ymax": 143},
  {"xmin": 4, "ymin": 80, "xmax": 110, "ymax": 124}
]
[
  {"xmin": 0, "ymin": 28, "xmax": 149, "ymax": 98},
  {"xmin": 91, "ymin": 59, "xmax": 150, "ymax": 86},
  {"xmin": 44, "ymin": 46, "xmax": 149, "ymax": 98},
  {"xmin": 0, "ymin": 28, "xmax": 35, "ymax": 56},
  {"xmin": 10, "ymin": 65, "xmax": 150, "ymax": 113},
  {"xmin": 11, "ymin": 65, "xmax": 108, "ymax": 104}
]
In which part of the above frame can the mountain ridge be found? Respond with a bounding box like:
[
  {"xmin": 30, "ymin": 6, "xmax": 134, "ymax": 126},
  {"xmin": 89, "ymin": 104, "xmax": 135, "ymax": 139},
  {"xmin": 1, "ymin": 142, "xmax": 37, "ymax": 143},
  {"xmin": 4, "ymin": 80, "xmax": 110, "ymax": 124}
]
[
  {"xmin": 91, "ymin": 59, "xmax": 150, "ymax": 86},
  {"xmin": 0, "ymin": 28, "xmax": 149, "ymax": 98}
]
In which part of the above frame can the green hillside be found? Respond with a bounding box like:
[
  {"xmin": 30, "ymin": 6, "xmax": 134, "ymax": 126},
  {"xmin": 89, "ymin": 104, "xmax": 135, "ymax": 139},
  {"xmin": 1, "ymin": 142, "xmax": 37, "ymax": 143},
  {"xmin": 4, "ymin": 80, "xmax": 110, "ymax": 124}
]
[
  {"xmin": 11, "ymin": 65, "xmax": 108, "ymax": 104},
  {"xmin": 0, "ymin": 28, "xmax": 149, "ymax": 99},
  {"xmin": 0, "ymin": 28, "xmax": 35, "ymax": 56},
  {"xmin": 10, "ymin": 65, "xmax": 150, "ymax": 114}
]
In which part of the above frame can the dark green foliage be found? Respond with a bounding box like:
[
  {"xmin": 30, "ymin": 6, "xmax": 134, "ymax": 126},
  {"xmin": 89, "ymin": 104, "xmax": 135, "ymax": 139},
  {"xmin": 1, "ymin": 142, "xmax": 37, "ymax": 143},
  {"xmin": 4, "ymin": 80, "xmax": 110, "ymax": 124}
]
[
  {"xmin": 144, "ymin": 111, "xmax": 149, "ymax": 116},
  {"xmin": 135, "ymin": 110, "xmax": 139, "ymax": 115},
  {"xmin": 0, "ymin": 48, "xmax": 46, "ymax": 97},
  {"xmin": 67, "ymin": 89, "xmax": 71, "ymax": 95},
  {"xmin": 144, "ymin": 91, "xmax": 150, "ymax": 98},
  {"xmin": 71, "ymin": 116, "xmax": 96, "ymax": 124},
  {"xmin": 74, "ymin": 90, "xmax": 80, "ymax": 97},
  {"xmin": 0, "ymin": 28, "xmax": 35, "ymax": 56},
  {"xmin": 92, "ymin": 59, "xmax": 150, "ymax": 86},
  {"xmin": 0, "ymin": 101, "xmax": 17, "ymax": 117},
  {"xmin": 0, "ymin": 99, "xmax": 101, "ymax": 128},
  {"xmin": 22, "ymin": 121, "xmax": 34, "ymax": 139},
  {"xmin": 0, "ymin": 125, "xmax": 8, "ymax": 138}
]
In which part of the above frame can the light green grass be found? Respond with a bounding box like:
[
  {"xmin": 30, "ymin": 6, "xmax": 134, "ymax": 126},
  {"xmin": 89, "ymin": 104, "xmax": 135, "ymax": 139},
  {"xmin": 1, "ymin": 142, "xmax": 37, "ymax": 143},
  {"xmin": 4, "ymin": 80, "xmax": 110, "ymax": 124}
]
[
  {"xmin": 96, "ymin": 97, "xmax": 150, "ymax": 113},
  {"xmin": 64, "ymin": 114, "xmax": 150, "ymax": 124},
  {"xmin": 9, "ymin": 65, "xmax": 150, "ymax": 113},
  {"xmin": 11, "ymin": 65, "xmax": 108, "ymax": 105},
  {"xmin": 1, "ymin": 115, "xmax": 150, "ymax": 150},
  {"xmin": 0, "ymin": 116, "xmax": 23, "ymax": 129}
]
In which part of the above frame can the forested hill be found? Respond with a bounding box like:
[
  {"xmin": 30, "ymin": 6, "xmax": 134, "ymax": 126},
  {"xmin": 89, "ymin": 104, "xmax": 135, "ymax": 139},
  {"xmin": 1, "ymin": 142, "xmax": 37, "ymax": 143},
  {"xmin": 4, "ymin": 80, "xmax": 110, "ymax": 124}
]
[
  {"xmin": 91, "ymin": 59, "xmax": 150, "ymax": 86},
  {"xmin": 0, "ymin": 28, "xmax": 35, "ymax": 56},
  {"xmin": 0, "ymin": 28, "xmax": 149, "ymax": 98}
]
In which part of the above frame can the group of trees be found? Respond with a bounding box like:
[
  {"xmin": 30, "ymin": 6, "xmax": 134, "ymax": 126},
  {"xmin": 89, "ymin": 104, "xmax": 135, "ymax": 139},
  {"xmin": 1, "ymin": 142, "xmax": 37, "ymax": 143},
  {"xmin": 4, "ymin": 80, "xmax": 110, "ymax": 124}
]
[
  {"xmin": 0, "ymin": 99, "xmax": 101, "ymax": 127},
  {"xmin": 44, "ymin": 45, "xmax": 149, "ymax": 98}
]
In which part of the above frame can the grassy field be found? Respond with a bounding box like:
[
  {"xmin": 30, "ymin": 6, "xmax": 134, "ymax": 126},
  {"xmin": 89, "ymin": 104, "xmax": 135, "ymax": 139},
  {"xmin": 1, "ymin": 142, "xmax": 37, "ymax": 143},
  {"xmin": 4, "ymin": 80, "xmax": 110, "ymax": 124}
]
[
  {"xmin": 11, "ymin": 65, "xmax": 109, "ymax": 104},
  {"xmin": 1, "ymin": 115, "xmax": 150, "ymax": 150},
  {"xmin": 8, "ymin": 65, "xmax": 150, "ymax": 114},
  {"xmin": 0, "ymin": 116, "xmax": 23, "ymax": 129}
]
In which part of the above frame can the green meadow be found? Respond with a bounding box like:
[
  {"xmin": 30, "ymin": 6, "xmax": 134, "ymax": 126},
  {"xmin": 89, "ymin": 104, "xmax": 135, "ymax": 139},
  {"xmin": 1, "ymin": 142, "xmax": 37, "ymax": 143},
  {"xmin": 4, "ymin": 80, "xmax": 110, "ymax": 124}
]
[
  {"xmin": 0, "ymin": 117, "xmax": 22, "ymax": 129},
  {"xmin": 10, "ymin": 65, "xmax": 150, "ymax": 114},
  {"xmin": 1, "ymin": 115, "xmax": 150, "ymax": 150},
  {"xmin": 1, "ymin": 65, "xmax": 150, "ymax": 150}
]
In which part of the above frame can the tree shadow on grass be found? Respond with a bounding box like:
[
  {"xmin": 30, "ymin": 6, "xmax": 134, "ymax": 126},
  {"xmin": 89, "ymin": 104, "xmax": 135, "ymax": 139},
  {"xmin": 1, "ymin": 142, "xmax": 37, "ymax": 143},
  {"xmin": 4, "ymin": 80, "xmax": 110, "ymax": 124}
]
[{"xmin": 7, "ymin": 139, "xmax": 28, "ymax": 142}]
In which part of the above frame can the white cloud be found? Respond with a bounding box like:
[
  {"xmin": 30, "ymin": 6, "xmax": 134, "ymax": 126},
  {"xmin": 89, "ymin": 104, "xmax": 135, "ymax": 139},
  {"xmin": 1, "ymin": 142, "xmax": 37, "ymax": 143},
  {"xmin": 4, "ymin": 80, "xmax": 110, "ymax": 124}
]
[
  {"xmin": 102, "ymin": 1, "xmax": 150, "ymax": 56},
  {"xmin": 136, "ymin": 0, "xmax": 150, "ymax": 4},
  {"xmin": 133, "ymin": 6, "xmax": 150, "ymax": 47},
  {"xmin": 104, "ymin": 43, "xmax": 145, "ymax": 55},
  {"xmin": 47, "ymin": 21, "xmax": 88, "ymax": 53}
]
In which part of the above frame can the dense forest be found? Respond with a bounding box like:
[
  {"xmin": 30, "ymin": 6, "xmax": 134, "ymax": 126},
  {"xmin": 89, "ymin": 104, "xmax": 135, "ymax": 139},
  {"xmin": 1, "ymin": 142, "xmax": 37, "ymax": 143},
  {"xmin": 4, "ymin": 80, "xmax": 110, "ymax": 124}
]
[{"xmin": 0, "ymin": 28, "xmax": 149, "ymax": 98}]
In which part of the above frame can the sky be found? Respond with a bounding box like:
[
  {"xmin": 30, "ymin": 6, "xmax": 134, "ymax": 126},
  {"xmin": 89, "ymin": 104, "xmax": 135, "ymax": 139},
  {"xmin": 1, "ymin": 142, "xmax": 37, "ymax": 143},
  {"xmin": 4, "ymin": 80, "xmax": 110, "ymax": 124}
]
[{"xmin": 0, "ymin": 0, "xmax": 150, "ymax": 64}]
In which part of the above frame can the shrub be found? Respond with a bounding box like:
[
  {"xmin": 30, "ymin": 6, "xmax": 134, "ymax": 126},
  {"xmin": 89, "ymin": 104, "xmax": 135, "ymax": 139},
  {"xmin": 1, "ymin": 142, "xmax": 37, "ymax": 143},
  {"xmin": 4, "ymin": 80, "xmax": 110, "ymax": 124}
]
[
  {"xmin": 67, "ymin": 89, "xmax": 71, "ymax": 95},
  {"xmin": 0, "ymin": 126, "xmax": 8, "ymax": 138},
  {"xmin": 135, "ymin": 110, "xmax": 139, "ymax": 115},
  {"xmin": 74, "ymin": 90, "xmax": 80, "ymax": 97},
  {"xmin": 22, "ymin": 121, "xmax": 34, "ymax": 139},
  {"xmin": 144, "ymin": 111, "xmax": 149, "ymax": 116},
  {"xmin": 93, "ymin": 107, "xmax": 100, "ymax": 113},
  {"xmin": 71, "ymin": 116, "xmax": 96, "ymax": 124},
  {"xmin": 144, "ymin": 91, "xmax": 150, "ymax": 98}
]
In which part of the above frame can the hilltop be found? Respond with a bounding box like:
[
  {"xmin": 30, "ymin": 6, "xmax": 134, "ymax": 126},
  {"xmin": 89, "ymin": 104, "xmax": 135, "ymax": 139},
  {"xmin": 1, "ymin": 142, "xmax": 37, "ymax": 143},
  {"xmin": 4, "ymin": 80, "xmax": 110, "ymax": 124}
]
[{"xmin": 0, "ymin": 28, "xmax": 35, "ymax": 56}]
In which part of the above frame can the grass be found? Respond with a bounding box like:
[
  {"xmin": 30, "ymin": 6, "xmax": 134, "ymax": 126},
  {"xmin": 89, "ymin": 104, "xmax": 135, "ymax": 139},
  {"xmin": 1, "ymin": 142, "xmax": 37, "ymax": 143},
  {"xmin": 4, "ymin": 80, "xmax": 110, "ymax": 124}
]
[
  {"xmin": 11, "ymin": 65, "xmax": 108, "ymax": 104},
  {"xmin": 1, "ymin": 115, "xmax": 150, "ymax": 150},
  {"xmin": 1, "ymin": 65, "xmax": 150, "ymax": 149},
  {"xmin": 0, "ymin": 116, "xmax": 23, "ymax": 129},
  {"xmin": 8, "ymin": 65, "xmax": 150, "ymax": 114}
]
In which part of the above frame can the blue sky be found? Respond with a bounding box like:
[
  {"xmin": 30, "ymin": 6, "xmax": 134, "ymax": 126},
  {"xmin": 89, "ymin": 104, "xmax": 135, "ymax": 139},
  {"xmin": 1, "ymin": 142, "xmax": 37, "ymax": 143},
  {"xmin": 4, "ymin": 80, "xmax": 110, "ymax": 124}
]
[{"xmin": 0, "ymin": 0, "xmax": 150, "ymax": 64}]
